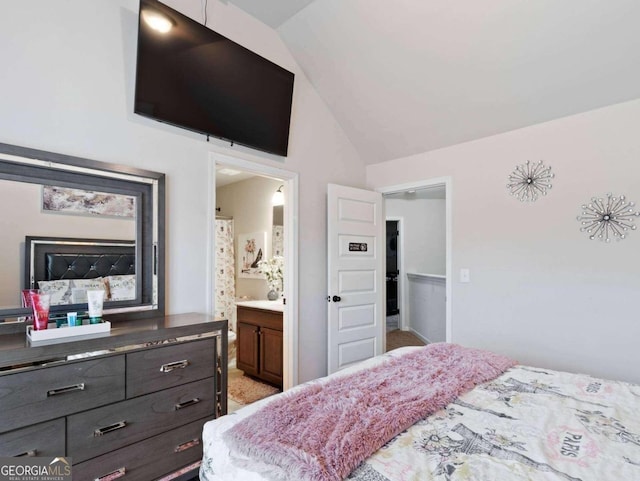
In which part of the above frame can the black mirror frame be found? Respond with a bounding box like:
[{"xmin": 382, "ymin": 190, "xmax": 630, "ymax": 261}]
[{"xmin": 0, "ymin": 142, "xmax": 165, "ymax": 325}]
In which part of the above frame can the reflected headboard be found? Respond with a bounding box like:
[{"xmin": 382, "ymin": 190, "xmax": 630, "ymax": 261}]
[{"xmin": 25, "ymin": 236, "xmax": 135, "ymax": 288}]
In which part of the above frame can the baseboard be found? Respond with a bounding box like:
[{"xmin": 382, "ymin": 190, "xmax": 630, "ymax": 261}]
[{"xmin": 408, "ymin": 328, "xmax": 431, "ymax": 344}]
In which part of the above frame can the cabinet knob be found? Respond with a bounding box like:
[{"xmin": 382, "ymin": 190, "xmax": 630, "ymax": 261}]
[
  {"xmin": 174, "ymin": 397, "xmax": 201, "ymax": 410},
  {"xmin": 160, "ymin": 360, "xmax": 189, "ymax": 373},
  {"xmin": 94, "ymin": 421, "xmax": 127, "ymax": 437},
  {"xmin": 14, "ymin": 449, "xmax": 37, "ymax": 457},
  {"xmin": 175, "ymin": 438, "xmax": 201, "ymax": 453},
  {"xmin": 332, "ymin": 295, "xmax": 342, "ymax": 302},
  {"xmin": 95, "ymin": 467, "xmax": 126, "ymax": 481},
  {"xmin": 47, "ymin": 383, "xmax": 85, "ymax": 397}
]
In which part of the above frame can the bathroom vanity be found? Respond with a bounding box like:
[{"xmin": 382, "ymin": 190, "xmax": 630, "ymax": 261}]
[{"xmin": 235, "ymin": 300, "xmax": 283, "ymax": 388}]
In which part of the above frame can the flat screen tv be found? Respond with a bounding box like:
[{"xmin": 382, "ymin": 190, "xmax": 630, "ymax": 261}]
[{"xmin": 134, "ymin": 0, "xmax": 295, "ymax": 156}]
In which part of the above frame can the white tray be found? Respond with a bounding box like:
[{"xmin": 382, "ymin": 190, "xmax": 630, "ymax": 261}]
[{"xmin": 27, "ymin": 321, "xmax": 111, "ymax": 344}]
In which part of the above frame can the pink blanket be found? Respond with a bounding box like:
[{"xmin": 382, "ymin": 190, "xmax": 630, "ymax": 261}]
[{"xmin": 223, "ymin": 343, "xmax": 516, "ymax": 481}]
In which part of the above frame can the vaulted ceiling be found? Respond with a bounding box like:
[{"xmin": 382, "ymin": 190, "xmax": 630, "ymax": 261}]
[{"xmin": 228, "ymin": 1, "xmax": 640, "ymax": 165}]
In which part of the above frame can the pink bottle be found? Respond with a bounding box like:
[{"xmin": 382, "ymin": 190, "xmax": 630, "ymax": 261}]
[{"xmin": 29, "ymin": 291, "xmax": 51, "ymax": 331}]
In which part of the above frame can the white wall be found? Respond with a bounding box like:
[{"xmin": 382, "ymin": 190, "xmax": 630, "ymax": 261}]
[
  {"xmin": 385, "ymin": 198, "xmax": 446, "ymax": 275},
  {"xmin": 407, "ymin": 274, "xmax": 446, "ymax": 343},
  {"xmin": 0, "ymin": 0, "xmax": 366, "ymax": 383},
  {"xmin": 368, "ymin": 98, "xmax": 640, "ymax": 384}
]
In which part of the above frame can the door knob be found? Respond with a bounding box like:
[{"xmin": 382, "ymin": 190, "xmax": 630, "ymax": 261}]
[{"xmin": 332, "ymin": 295, "xmax": 341, "ymax": 302}]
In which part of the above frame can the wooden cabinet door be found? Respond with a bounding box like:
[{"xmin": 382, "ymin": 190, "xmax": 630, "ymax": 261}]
[
  {"xmin": 236, "ymin": 322, "xmax": 259, "ymax": 376},
  {"xmin": 259, "ymin": 326, "xmax": 283, "ymax": 387}
]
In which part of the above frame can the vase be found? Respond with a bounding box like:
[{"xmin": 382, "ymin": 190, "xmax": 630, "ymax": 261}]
[{"xmin": 267, "ymin": 289, "xmax": 279, "ymax": 301}]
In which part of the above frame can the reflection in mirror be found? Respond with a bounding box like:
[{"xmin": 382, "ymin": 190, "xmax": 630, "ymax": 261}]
[
  {"xmin": 0, "ymin": 142, "xmax": 164, "ymax": 324},
  {"xmin": 0, "ymin": 179, "xmax": 136, "ymax": 307},
  {"xmin": 26, "ymin": 237, "xmax": 137, "ymax": 306},
  {"xmin": 272, "ymin": 205, "xmax": 283, "ymax": 257}
]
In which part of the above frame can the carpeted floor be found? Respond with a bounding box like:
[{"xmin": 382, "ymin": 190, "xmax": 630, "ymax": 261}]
[
  {"xmin": 386, "ymin": 329, "xmax": 426, "ymax": 351},
  {"xmin": 226, "ymin": 355, "xmax": 281, "ymax": 411},
  {"xmin": 228, "ymin": 372, "xmax": 280, "ymax": 405}
]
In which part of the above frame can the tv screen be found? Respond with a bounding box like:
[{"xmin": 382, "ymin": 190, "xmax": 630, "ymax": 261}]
[{"xmin": 134, "ymin": 0, "xmax": 295, "ymax": 156}]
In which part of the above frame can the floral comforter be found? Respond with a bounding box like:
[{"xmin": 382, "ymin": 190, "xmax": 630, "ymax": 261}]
[{"xmin": 201, "ymin": 348, "xmax": 640, "ymax": 481}]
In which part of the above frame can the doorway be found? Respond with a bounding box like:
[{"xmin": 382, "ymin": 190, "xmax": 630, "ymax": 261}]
[
  {"xmin": 379, "ymin": 177, "xmax": 451, "ymax": 349},
  {"xmin": 207, "ymin": 151, "xmax": 299, "ymax": 397},
  {"xmin": 386, "ymin": 220, "xmax": 400, "ymax": 331}
]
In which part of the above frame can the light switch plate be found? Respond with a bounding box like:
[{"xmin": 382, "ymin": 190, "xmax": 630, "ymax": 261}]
[{"xmin": 460, "ymin": 268, "xmax": 470, "ymax": 283}]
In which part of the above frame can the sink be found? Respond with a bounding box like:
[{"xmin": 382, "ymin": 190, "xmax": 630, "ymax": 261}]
[{"xmin": 235, "ymin": 299, "xmax": 284, "ymax": 312}]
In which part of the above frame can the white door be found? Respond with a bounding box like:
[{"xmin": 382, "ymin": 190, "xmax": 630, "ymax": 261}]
[{"xmin": 327, "ymin": 183, "xmax": 384, "ymax": 374}]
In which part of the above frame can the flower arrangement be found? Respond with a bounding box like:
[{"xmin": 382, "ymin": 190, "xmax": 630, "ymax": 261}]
[{"xmin": 257, "ymin": 256, "xmax": 284, "ymax": 292}]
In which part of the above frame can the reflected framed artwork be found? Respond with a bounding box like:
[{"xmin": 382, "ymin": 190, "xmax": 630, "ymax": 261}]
[
  {"xmin": 238, "ymin": 232, "xmax": 266, "ymax": 278},
  {"xmin": 42, "ymin": 185, "xmax": 136, "ymax": 218}
]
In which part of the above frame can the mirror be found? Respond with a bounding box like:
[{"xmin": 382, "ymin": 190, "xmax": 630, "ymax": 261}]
[
  {"xmin": 272, "ymin": 205, "xmax": 283, "ymax": 257},
  {"xmin": 0, "ymin": 142, "xmax": 165, "ymax": 323}
]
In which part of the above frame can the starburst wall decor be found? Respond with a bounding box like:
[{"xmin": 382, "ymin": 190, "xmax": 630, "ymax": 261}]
[
  {"xmin": 577, "ymin": 193, "xmax": 640, "ymax": 242},
  {"xmin": 507, "ymin": 160, "xmax": 554, "ymax": 202}
]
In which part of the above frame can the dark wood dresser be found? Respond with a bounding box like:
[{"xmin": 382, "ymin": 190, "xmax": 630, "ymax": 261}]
[
  {"xmin": 0, "ymin": 313, "xmax": 227, "ymax": 481},
  {"xmin": 236, "ymin": 303, "xmax": 283, "ymax": 388}
]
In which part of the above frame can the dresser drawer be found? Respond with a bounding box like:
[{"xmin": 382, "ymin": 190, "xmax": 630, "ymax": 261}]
[
  {"xmin": 68, "ymin": 377, "xmax": 215, "ymax": 463},
  {"xmin": 73, "ymin": 418, "xmax": 206, "ymax": 481},
  {"xmin": 0, "ymin": 418, "xmax": 65, "ymax": 457},
  {"xmin": 0, "ymin": 355, "xmax": 125, "ymax": 433},
  {"xmin": 126, "ymin": 339, "xmax": 216, "ymax": 397}
]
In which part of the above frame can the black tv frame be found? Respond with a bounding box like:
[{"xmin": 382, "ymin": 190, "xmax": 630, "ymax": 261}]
[{"xmin": 134, "ymin": 0, "xmax": 295, "ymax": 157}]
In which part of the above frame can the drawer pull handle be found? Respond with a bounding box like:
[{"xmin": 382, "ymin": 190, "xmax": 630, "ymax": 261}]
[
  {"xmin": 47, "ymin": 382, "xmax": 85, "ymax": 397},
  {"xmin": 160, "ymin": 359, "xmax": 189, "ymax": 372},
  {"xmin": 175, "ymin": 397, "xmax": 200, "ymax": 410},
  {"xmin": 94, "ymin": 421, "xmax": 127, "ymax": 437},
  {"xmin": 95, "ymin": 467, "xmax": 126, "ymax": 481},
  {"xmin": 175, "ymin": 438, "xmax": 201, "ymax": 453},
  {"xmin": 15, "ymin": 449, "xmax": 37, "ymax": 457}
]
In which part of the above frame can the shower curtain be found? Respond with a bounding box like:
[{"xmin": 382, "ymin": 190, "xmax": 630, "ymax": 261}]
[{"xmin": 215, "ymin": 219, "xmax": 236, "ymax": 331}]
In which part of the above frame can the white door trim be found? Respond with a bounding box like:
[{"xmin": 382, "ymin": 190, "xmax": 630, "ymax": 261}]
[
  {"xmin": 377, "ymin": 176, "xmax": 452, "ymax": 342},
  {"xmin": 207, "ymin": 150, "xmax": 299, "ymax": 389}
]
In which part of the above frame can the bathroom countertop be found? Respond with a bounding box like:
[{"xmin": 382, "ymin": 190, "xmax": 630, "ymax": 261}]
[{"xmin": 235, "ymin": 299, "xmax": 284, "ymax": 312}]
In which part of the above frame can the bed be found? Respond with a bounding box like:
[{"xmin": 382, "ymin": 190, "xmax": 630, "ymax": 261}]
[
  {"xmin": 200, "ymin": 343, "xmax": 640, "ymax": 481},
  {"xmin": 24, "ymin": 236, "xmax": 137, "ymax": 305}
]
